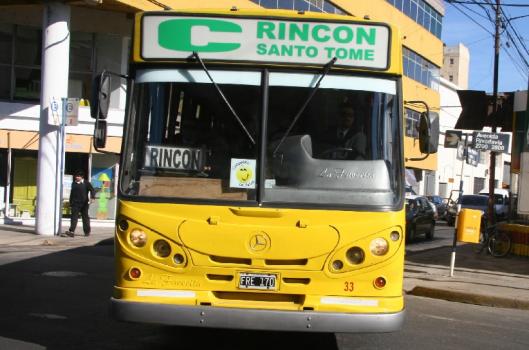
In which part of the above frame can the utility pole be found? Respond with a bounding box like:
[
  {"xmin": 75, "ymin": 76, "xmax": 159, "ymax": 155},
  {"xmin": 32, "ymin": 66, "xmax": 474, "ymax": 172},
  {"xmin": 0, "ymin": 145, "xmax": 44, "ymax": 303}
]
[{"xmin": 487, "ymin": 0, "xmax": 501, "ymax": 226}]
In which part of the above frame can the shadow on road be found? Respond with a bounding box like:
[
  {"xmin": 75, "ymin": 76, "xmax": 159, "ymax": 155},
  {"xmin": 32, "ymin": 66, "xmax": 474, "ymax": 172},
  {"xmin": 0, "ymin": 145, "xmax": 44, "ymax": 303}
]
[{"xmin": 0, "ymin": 244, "xmax": 338, "ymax": 350}]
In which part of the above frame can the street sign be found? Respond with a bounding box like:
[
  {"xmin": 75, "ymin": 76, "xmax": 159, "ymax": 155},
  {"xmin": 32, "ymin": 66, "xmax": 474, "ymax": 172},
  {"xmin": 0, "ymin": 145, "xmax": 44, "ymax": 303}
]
[
  {"xmin": 472, "ymin": 131, "xmax": 510, "ymax": 153},
  {"xmin": 466, "ymin": 147, "xmax": 480, "ymax": 166},
  {"xmin": 65, "ymin": 98, "xmax": 80, "ymax": 126},
  {"xmin": 456, "ymin": 141, "xmax": 465, "ymax": 160},
  {"xmin": 444, "ymin": 130, "xmax": 462, "ymax": 148},
  {"xmin": 48, "ymin": 97, "xmax": 62, "ymax": 126}
]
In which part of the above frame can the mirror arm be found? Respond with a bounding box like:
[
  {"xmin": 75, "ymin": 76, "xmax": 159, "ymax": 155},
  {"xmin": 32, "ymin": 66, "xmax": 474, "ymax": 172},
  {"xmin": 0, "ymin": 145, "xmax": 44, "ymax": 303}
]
[
  {"xmin": 405, "ymin": 153, "xmax": 430, "ymax": 162},
  {"xmin": 404, "ymin": 100, "xmax": 429, "ymax": 115}
]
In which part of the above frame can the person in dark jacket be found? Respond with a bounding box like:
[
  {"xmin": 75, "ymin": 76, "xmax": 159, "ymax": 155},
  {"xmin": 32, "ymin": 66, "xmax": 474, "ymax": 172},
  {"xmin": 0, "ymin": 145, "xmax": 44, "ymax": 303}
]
[{"xmin": 65, "ymin": 170, "xmax": 95, "ymax": 237}]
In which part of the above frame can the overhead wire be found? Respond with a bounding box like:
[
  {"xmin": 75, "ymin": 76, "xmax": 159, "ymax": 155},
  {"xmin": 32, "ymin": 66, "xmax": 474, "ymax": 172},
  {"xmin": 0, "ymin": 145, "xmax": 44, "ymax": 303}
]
[
  {"xmin": 448, "ymin": 2, "xmax": 494, "ymax": 35},
  {"xmin": 448, "ymin": 0, "xmax": 529, "ymax": 87},
  {"xmin": 447, "ymin": 0, "xmax": 529, "ymax": 7}
]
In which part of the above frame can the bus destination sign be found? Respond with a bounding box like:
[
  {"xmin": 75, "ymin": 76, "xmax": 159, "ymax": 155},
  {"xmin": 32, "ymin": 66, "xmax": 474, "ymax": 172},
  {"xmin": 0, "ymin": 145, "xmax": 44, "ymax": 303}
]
[
  {"xmin": 141, "ymin": 15, "xmax": 390, "ymax": 69},
  {"xmin": 144, "ymin": 145, "xmax": 204, "ymax": 171},
  {"xmin": 472, "ymin": 132, "xmax": 510, "ymax": 153}
]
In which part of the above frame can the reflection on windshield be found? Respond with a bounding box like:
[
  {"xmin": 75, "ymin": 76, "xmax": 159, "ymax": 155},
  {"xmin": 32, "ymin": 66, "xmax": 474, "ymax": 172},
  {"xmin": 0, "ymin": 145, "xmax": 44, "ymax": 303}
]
[
  {"xmin": 122, "ymin": 75, "xmax": 260, "ymax": 201},
  {"xmin": 264, "ymin": 72, "xmax": 401, "ymax": 207}
]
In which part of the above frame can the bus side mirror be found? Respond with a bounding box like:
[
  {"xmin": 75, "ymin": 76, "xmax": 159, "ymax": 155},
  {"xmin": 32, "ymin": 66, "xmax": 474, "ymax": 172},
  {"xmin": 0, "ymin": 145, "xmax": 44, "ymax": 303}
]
[
  {"xmin": 418, "ymin": 112, "xmax": 439, "ymax": 154},
  {"xmin": 94, "ymin": 119, "xmax": 107, "ymax": 149},
  {"xmin": 90, "ymin": 72, "xmax": 111, "ymax": 120}
]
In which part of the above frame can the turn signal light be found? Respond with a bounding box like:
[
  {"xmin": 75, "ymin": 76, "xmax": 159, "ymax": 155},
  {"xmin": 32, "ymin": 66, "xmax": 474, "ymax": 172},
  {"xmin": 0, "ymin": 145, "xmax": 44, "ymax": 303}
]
[
  {"xmin": 374, "ymin": 276, "xmax": 386, "ymax": 289},
  {"xmin": 129, "ymin": 267, "xmax": 142, "ymax": 280}
]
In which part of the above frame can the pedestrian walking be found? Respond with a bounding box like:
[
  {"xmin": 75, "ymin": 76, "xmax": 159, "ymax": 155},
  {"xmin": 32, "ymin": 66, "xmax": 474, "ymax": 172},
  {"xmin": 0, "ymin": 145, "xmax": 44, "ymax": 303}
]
[{"xmin": 65, "ymin": 170, "xmax": 95, "ymax": 237}]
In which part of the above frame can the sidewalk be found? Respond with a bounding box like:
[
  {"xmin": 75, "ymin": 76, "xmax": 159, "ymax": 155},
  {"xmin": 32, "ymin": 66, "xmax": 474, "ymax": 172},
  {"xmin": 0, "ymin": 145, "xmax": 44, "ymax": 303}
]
[
  {"xmin": 405, "ymin": 243, "xmax": 529, "ymax": 310},
  {"xmin": 0, "ymin": 223, "xmax": 114, "ymax": 248},
  {"xmin": 1, "ymin": 223, "xmax": 528, "ymax": 310}
]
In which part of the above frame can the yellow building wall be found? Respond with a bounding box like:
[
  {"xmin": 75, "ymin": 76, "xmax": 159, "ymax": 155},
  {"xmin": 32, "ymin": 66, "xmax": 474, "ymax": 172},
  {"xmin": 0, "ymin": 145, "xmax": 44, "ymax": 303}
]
[{"xmin": 334, "ymin": 0, "xmax": 442, "ymax": 172}]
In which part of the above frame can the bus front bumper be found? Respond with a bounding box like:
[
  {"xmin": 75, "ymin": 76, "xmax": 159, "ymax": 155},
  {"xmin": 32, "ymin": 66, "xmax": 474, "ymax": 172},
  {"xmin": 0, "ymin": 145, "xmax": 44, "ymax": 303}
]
[{"xmin": 110, "ymin": 298, "xmax": 405, "ymax": 333}]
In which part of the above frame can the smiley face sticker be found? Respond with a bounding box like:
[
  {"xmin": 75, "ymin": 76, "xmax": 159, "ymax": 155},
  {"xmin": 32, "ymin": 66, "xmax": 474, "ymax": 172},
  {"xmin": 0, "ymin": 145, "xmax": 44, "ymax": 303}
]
[{"xmin": 230, "ymin": 159, "xmax": 256, "ymax": 189}]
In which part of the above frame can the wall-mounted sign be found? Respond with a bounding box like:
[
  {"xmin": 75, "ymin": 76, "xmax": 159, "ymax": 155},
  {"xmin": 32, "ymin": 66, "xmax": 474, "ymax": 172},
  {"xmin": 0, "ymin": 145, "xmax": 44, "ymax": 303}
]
[{"xmin": 65, "ymin": 98, "xmax": 80, "ymax": 126}]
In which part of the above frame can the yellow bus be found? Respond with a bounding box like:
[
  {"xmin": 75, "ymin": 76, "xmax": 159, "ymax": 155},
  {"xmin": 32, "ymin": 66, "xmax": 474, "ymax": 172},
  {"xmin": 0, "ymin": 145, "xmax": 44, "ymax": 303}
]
[{"xmin": 92, "ymin": 8, "xmax": 437, "ymax": 333}]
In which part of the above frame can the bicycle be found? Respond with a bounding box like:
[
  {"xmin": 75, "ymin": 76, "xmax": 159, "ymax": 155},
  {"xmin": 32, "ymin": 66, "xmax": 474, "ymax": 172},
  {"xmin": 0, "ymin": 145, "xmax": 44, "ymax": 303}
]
[{"xmin": 473, "ymin": 223, "xmax": 512, "ymax": 257}]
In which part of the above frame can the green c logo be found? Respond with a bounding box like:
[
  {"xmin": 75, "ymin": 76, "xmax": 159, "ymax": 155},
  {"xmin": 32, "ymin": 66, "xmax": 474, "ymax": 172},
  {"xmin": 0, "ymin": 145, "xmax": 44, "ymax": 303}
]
[{"xmin": 158, "ymin": 19, "xmax": 242, "ymax": 52}]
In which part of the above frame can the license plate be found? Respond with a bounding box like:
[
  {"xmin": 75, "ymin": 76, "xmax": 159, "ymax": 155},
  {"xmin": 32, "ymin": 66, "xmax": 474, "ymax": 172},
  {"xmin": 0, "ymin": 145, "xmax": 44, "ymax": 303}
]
[{"xmin": 238, "ymin": 272, "xmax": 278, "ymax": 291}]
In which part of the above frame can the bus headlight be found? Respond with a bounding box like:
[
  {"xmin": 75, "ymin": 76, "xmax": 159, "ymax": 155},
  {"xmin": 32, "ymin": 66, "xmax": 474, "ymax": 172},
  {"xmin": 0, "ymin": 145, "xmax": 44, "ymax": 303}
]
[
  {"xmin": 370, "ymin": 238, "xmax": 389, "ymax": 256},
  {"xmin": 346, "ymin": 247, "xmax": 365, "ymax": 264},
  {"xmin": 153, "ymin": 239, "xmax": 171, "ymax": 258},
  {"xmin": 390, "ymin": 231, "xmax": 400, "ymax": 241},
  {"xmin": 129, "ymin": 229, "xmax": 147, "ymax": 247}
]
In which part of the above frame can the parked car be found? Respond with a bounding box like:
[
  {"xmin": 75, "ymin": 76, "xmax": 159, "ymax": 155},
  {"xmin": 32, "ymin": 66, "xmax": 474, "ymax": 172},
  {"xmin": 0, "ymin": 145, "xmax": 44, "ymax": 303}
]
[
  {"xmin": 479, "ymin": 188, "xmax": 509, "ymax": 220},
  {"xmin": 427, "ymin": 195, "xmax": 447, "ymax": 219},
  {"xmin": 405, "ymin": 195, "xmax": 436, "ymax": 242}
]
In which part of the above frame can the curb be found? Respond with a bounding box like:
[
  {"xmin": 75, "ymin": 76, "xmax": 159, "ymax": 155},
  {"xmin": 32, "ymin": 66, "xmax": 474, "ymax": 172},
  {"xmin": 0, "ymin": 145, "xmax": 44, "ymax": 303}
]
[{"xmin": 407, "ymin": 286, "xmax": 529, "ymax": 310}]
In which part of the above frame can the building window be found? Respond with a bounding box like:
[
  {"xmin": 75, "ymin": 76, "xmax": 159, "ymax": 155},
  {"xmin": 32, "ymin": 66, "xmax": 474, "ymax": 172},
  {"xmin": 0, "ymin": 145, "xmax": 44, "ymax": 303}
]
[
  {"xmin": 449, "ymin": 75, "xmax": 453, "ymax": 82},
  {"xmin": 385, "ymin": 0, "xmax": 443, "ymax": 39},
  {"xmin": 0, "ymin": 24, "xmax": 95, "ymax": 102},
  {"xmin": 449, "ymin": 58, "xmax": 454, "ymax": 65},
  {"xmin": 251, "ymin": 0, "xmax": 346, "ymax": 14},
  {"xmin": 405, "ymin": 108, "xmax": 420, "ymax": 138},
  {"xmin": 403, "ymin": 47, "xmax": 440, "ymax": 91}
]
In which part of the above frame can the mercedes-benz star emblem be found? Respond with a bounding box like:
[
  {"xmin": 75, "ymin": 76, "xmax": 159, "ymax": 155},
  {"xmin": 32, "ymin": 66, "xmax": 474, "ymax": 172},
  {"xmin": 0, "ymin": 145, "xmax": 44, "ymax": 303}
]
[{"xmin": 249, "ymin": 232, "xmax": 270, "ymax": 252}]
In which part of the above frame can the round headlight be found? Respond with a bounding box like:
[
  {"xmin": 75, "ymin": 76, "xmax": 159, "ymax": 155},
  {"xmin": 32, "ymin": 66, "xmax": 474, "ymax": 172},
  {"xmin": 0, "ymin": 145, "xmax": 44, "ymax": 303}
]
[
  {"xmin": 118, "ymin": 219, "xmax": 129, "ymax": 231},
  {"xmin": 346, "ymin": 247, "xmax": 365, "ymax": 265},
  {"xmin": 129, "ymin": 229, "xmax": 147, "ymax": 247},
  {"xmin": 390, "ymin": 231, "xmax": 400, "ymax": 241},
  {"xmin": 370, "ymin": 238, "xmax": 389, "ymax": 256},
  {"xmin": 173, "ymin": 253, "xmax": 185, "ymax": 265},
  {"xmin": 332, "ymin": 260, "xmax": 344, "ymax": 271},
  {"xmin": 153, "ymin": 239, "xmax": 171, "ymax": 258}
]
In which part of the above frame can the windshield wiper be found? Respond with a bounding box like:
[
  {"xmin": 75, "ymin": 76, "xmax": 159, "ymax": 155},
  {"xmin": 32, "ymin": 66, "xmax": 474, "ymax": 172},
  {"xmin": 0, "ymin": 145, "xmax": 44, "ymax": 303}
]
[
  {"xmin": 191, "ymin": 52, "xmax": 255, "ymax": 145},
  {"xmin": 273, "ymin": 57, "xmax": 337, "ymax": 155}
]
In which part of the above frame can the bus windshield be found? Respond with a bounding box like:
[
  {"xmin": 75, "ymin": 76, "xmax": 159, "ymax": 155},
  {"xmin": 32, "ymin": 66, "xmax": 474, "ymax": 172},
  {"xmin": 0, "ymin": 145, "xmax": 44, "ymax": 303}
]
[{"xmin": 121, "ymin": 68, "xmax": 402, "ymax": 209}]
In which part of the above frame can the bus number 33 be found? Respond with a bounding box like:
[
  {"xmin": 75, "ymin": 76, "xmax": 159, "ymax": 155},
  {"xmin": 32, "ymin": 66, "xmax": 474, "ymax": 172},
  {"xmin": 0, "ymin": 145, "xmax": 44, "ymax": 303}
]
[{"xmin": 344, "ymin": 281, "xmax": 354, "ymax": 292}]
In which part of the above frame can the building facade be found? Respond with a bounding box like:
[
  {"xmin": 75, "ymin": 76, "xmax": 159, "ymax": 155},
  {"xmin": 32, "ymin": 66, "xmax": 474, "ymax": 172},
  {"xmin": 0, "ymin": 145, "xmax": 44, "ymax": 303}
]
[
  {"xmin": 437, "ymin": 43, "xmax": 509, "ymax": 199},
  {"xmin": 441, "ymin": 43, "xmax": 470, "ymax": 90}
]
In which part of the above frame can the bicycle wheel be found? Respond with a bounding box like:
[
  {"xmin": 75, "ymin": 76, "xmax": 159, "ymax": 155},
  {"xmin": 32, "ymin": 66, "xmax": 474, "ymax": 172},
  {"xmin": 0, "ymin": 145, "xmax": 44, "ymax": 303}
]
[{"xmin": 488, "ymin": 231, "xmax": 511, "ymax": 257}]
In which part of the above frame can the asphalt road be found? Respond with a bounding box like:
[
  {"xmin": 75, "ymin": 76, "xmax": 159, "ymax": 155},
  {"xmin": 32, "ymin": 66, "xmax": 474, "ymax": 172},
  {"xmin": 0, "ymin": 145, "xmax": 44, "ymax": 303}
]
[{"xmin": 1, "ymin": 223, "xmax": 528, "ymax": 349}]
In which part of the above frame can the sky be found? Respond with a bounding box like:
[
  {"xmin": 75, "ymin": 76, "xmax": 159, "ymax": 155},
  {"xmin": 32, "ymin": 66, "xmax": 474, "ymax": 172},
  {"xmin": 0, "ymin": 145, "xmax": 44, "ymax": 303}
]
[{"xmin": 441, "ymin": 0, "xmax": 529, "ymax": 93}]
